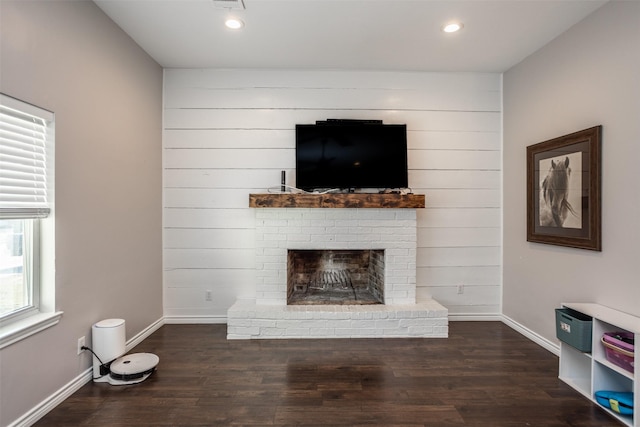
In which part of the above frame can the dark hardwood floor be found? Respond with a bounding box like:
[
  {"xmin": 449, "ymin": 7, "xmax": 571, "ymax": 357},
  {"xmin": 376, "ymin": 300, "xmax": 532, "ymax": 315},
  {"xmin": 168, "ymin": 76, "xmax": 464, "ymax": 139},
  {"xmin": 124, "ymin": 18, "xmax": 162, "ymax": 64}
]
[{"xmin": 35, "ymin": 322, "xmax": 622, "ymax": 426}]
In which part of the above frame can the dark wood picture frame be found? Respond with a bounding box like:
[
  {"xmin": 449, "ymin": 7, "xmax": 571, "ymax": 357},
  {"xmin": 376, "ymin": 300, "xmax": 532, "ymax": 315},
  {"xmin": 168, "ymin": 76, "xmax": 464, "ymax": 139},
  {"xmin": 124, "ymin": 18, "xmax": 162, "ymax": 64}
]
[{"xmin": 527, "ymin": 126, "xmax": 602, "ymax": 251}]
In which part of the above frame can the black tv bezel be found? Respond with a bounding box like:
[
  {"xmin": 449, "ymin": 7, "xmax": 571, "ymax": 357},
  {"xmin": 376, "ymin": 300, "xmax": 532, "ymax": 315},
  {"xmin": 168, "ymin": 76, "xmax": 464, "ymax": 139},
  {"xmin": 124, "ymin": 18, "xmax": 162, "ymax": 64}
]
[{"xmin": 295, "ymin": 121, "xmax": 408, "ymax": 191}]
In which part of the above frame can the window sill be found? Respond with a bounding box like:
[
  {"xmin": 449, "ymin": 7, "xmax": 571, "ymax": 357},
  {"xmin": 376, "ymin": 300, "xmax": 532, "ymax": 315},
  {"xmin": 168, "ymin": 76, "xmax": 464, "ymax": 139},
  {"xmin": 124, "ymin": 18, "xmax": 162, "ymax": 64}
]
[{"xmin": 0, "ymin": 311, "xmax": 64, "ymax": 350}]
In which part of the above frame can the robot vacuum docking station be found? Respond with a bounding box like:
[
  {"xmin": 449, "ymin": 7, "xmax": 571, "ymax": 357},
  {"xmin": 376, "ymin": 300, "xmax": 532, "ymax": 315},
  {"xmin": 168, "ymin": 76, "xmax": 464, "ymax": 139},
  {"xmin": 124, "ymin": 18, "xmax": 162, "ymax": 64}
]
[{"xmin": 91, "ymin": 319, "xmax": 159, "ymax": 385}]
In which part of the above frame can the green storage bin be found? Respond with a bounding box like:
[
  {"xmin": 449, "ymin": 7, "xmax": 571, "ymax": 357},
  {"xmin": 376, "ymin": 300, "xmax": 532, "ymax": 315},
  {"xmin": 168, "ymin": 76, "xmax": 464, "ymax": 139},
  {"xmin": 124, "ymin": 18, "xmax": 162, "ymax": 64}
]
[{"xmin": 555, "ymin": 308, "xmax": 593, "ymax": 352}]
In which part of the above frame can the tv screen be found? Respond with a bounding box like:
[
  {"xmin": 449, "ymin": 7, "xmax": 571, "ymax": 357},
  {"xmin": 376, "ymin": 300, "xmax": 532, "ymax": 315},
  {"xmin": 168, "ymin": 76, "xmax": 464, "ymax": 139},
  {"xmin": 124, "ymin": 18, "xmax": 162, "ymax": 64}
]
[{"xmin": 295, "ymin": 122, "xmax": 408, "ymax": 191}]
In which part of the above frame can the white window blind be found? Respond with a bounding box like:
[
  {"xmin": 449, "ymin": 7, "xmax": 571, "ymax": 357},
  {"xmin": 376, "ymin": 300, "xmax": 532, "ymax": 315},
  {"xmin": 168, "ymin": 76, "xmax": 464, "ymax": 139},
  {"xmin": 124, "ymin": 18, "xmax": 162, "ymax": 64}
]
[{"xmin": 0, "ymin": 94, "xmax": 54, "ymax": 219}]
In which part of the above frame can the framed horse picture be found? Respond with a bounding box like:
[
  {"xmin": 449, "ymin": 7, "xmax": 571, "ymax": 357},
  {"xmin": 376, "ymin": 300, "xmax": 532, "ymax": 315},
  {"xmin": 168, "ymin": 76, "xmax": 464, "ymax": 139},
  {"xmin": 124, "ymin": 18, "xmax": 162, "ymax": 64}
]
[{"xmin": 526, "ymin": 126, "xmax": 602, "ymax": 251}]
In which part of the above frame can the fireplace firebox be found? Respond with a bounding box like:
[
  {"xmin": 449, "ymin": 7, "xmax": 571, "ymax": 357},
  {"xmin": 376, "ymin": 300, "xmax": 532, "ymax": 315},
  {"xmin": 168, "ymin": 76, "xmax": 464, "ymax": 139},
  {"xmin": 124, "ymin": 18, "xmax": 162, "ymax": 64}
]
[{"xmin": 287, "ymin": 249, "xmax": 384, "ymax": 305}]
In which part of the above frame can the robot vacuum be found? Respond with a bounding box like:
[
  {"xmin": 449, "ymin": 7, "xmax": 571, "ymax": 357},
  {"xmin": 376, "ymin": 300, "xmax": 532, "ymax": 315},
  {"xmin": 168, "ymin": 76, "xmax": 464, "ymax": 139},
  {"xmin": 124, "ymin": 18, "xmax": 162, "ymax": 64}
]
[{"xmin": 106, "ymin": 353, "xmax": 159, "ymax": 385}]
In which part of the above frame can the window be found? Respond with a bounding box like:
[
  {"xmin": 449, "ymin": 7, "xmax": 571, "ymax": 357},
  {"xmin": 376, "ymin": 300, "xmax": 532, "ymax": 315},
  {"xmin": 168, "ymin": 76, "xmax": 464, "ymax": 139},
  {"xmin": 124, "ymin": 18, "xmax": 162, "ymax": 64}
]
[
  {"xmin": 0, "ymin": 219, "xmax": 38, "ymax": 319},
  {"xmin": 0, "ymin": 94, "xmax": 60, "ymax": 348}
]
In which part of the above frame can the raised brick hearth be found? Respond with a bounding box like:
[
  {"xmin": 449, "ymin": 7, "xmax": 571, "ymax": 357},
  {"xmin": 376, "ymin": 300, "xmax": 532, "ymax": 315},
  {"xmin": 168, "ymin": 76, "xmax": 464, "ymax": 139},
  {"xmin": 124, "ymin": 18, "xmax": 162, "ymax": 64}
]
[{"xmin": 227, "ymin": 197, "xmax": 448, "ymax": 339}]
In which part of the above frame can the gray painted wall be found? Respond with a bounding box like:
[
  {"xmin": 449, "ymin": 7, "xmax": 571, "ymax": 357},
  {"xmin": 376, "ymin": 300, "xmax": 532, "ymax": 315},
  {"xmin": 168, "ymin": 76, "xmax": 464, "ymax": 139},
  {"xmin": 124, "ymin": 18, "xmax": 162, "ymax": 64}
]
[
  {"xmin": 0, "ymin": 1, "xmax": 163, "ymax": 425},
  {"xmin": 503, "ymin": 1, "xmax": 640, "ymax": 344}
]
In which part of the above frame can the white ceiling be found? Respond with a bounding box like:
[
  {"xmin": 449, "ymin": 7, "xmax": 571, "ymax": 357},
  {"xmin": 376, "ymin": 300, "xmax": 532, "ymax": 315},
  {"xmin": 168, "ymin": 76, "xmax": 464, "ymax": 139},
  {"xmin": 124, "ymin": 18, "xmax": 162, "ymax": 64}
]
[{"xmin": 93, "ymin": 0, "xmax": 607, "ymax": 72}]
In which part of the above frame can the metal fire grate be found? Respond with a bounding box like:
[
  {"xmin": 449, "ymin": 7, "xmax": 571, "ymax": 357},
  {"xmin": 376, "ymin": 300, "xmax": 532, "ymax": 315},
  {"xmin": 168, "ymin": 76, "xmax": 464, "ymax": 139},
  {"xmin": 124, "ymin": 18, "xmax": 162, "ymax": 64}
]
[{"xmin": 308, "ymin": 269, "xmax": 352, "ymax": 291}]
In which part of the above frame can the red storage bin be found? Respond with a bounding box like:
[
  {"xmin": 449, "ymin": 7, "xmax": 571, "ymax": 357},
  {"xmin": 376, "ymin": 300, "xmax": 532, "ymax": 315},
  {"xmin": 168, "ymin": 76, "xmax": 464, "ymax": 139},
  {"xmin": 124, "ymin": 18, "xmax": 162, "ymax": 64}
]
[{"xmin": 601, "ymin": 332, "xmax": 635, "ymax": 373}]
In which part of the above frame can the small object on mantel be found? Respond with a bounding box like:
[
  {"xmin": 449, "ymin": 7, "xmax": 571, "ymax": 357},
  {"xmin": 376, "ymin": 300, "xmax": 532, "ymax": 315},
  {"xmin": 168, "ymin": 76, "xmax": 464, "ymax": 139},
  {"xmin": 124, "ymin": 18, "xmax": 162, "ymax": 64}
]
[{"xmin": 249, "ymin": 193, "xmax": 425, "ymax": 209}]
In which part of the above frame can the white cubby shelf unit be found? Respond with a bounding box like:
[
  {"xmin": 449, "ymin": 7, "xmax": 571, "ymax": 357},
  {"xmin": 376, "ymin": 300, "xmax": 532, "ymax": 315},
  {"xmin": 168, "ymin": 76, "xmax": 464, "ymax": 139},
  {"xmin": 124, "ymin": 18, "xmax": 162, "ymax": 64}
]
[{"xmin": 559, "ymin": 303, "xmax": 639, "ymax": 427}]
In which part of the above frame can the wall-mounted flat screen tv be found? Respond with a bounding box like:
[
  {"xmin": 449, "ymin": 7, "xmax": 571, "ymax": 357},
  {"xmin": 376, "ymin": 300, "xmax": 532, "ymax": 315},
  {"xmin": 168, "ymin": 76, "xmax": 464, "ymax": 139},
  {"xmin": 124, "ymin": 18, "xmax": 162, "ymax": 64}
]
[{"xmin": 295, "ymin": 120, "xmax": 408, "ymax": 191}]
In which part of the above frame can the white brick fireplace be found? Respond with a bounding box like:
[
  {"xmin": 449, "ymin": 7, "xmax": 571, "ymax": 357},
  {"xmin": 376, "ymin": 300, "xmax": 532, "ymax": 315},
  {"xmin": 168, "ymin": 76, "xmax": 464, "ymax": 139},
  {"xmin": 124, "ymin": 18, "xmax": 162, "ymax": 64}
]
[{"xmin": 227, "ymin": 202, "xmax": 448, "ymax": 339}]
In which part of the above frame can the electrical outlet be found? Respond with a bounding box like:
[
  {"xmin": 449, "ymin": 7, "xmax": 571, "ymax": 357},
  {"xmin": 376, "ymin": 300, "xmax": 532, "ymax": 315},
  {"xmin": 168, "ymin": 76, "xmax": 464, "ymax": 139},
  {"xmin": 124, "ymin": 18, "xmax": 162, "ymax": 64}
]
[
  {"xmin": 77, "ymin": 336, "xmax": 85, "ymax": 355},
  {"xmin": 457, "ymin": 284, "xmax": 464, "ymax": 295},
  {"xmin": 205, "ymin": 290, "xmax": 212, "ymax": 301}
]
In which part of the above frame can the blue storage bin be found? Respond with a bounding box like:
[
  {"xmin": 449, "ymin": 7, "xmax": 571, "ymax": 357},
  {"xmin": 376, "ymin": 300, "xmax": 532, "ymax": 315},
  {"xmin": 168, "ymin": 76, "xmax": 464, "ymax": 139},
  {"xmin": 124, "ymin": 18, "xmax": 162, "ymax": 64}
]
[{"xmin": 555, "ymin": 308, "xmax": 592, "ymax": 352}]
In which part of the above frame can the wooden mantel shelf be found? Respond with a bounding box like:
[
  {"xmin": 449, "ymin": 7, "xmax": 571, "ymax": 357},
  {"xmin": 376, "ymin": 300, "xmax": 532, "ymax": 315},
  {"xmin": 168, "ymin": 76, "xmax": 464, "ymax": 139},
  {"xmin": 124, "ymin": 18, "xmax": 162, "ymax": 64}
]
[{"xmin": 249, "ymin": 193, "xmax": 425, "ymax": 209}]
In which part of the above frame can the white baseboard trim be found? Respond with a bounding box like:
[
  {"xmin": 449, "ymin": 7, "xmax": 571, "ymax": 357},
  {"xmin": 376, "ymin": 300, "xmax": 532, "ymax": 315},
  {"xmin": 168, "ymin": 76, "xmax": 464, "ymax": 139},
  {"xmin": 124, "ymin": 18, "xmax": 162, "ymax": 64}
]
[
  {"xmin": 8, "ymin": 316, "xmax": 165, "ymax": 427},
  {"xmin": 8, "ymin": 367, "xmax": 93, "ymax": 427},
  {"xmin": 164, "ymin": 315, "xmax": 227, "ymax": 324},
  {"xmin": 449, "ymin": 313, "xmax": 560, "ymax": 356},
  {"xmin": 501, "ymin": 314, "xmax": 560, "ymax": 356},
  {"xmin": 448, "ymin": 313, "xmax": 503, "ymax": 321},
  {"xmin": 125, "ymin": 316, "xmax": 165, "ymax": 352}
]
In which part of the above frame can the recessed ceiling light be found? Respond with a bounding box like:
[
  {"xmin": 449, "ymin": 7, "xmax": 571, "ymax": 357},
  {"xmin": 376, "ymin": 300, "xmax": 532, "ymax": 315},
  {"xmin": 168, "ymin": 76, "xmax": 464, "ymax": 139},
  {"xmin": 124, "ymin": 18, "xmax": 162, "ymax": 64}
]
[
  {"xmin": 442, "ymin": 22, "xmax": 463, "ymax": 33},
  {"xmin": 225, "ymin": 18, "xmax": 244, "ymax": 30}
]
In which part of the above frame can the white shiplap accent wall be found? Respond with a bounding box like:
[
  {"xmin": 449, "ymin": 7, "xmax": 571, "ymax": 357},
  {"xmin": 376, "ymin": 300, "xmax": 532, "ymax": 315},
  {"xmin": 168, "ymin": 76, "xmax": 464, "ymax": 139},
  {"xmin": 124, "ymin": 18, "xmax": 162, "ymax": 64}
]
[{"xmin": 163, "ymin": 69, "xmax": 502, "ymax": 321}]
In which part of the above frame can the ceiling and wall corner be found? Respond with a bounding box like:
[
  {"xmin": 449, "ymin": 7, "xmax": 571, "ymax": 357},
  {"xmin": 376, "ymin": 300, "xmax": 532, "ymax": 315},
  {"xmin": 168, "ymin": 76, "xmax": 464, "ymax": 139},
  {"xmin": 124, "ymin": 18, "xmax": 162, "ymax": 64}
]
[{"xmin": 93, "ymin": 0, "xmax": 607, "ymax": 72}]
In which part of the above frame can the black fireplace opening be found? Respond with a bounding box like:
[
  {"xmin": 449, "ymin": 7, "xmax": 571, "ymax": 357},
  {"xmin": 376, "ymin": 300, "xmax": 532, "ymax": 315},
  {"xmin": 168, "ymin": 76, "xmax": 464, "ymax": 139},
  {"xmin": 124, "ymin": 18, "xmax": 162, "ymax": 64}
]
[{"xmin": 287, "ymin": 249, "xmax": 384, "ymax": 305}]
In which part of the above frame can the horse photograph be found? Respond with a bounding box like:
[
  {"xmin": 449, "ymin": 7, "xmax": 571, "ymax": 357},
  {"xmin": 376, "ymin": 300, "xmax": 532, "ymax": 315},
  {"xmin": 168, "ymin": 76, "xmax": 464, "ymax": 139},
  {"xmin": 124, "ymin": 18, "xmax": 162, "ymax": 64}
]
[
  {"xmin": 527, "ymin": 125, "xmax": 601, "ymax": 250},
  {"xmin": 538, "ymin": 152, "xmax": 582, "ymax": 229}
]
